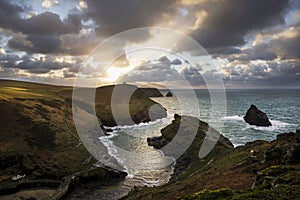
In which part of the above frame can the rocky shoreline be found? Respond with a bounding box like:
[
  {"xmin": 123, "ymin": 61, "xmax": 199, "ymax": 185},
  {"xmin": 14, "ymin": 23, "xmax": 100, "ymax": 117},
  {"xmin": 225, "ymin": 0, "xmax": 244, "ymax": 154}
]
[
  {"xmin": 124, "ymin": 115, "xmax": 300, "ymax": 199},
  {"xmin": 147, "ymin": 114, "xmax": 234, "ymax": 179}
]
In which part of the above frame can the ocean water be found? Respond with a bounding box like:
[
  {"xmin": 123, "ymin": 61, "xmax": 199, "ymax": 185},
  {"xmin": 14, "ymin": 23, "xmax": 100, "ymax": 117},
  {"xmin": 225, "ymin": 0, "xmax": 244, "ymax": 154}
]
[
  {"xmin": 154, "ymin": 89, "xmax": 300, "ymax": 146},
  {"xmin": 99, "ymin": 89, "xmax": 300, "ymax": 188}
]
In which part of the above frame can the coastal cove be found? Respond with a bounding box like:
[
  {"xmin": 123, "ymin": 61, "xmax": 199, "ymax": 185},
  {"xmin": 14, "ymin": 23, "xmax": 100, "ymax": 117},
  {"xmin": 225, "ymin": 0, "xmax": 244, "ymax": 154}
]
[
  {"xmin": 0, "ymin": 80, "xmax": 299, "ymax": 200},
  {"xmin": 80, "ymin": 88, "xmax": 300, "ymax": 199}
]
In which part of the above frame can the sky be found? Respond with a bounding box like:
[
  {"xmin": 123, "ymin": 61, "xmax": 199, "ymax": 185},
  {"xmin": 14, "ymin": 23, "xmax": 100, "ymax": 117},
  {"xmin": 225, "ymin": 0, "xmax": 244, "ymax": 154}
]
[{"xmin": 0, "ymin": 0, "xmax": 300, "ymax": 88}]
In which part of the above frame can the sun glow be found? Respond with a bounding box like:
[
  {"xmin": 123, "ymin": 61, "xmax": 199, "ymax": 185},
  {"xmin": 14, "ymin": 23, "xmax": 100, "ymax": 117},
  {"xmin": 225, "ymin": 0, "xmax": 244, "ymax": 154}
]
[{"xmin": 105, "ymin": 67, "xmax": 126, "ymax": 82}]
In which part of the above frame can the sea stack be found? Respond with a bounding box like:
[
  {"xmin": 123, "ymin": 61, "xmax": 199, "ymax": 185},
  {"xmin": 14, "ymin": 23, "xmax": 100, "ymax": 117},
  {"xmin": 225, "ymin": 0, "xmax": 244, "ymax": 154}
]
[
  {"xmin": 166, "ymin": 91, "xmax": 173, "ymax": 97},
  {"xmin": 244, "ymin": 104, "xmax": 272, "ymax": 127}
]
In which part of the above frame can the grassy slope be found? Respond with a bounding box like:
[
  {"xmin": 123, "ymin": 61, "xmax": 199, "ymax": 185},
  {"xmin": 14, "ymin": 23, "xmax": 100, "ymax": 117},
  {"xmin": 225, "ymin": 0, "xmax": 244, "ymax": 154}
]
[
  {"xmin": 0, "ymin": 80, "xmax": 86, "ymax": 182},
  {"xmin": 0, "ymin": 80, "xmax": 165, "ymax": 186},
  {"xmin": 124, "ymin": 116, "xmax": 300, "ymax": 200}
]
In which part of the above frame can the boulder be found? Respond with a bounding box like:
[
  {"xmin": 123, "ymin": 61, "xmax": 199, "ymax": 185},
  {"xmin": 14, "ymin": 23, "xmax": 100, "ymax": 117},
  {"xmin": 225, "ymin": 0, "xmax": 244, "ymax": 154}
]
[
  {"xmin": 244, "ymin": 105, "xmax": 272, "ymax": 127},
  {"xmin": 166, "ymin": 91, "xmax": 173, "ymax": 97}
]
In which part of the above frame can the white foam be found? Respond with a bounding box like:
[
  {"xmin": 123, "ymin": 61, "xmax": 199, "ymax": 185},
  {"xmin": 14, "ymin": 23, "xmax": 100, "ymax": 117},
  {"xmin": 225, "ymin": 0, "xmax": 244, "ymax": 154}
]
[
  {"xmin": 143, "ymin": 179, "xmax": 160, "ymax": 187},
  {"xmin": 103, "ymin": 115, "xmax": 172, "ymax": 131},
  {"xmin": 99, "ymin": 136, "xmax": 126, "ymax": 166},
  {"xmin": 223, "ymin": 115, "xmax": 244, "ymax": 121},
  {"xmin": 243, "ymin": 119, "xmax": 295, "ymax": 132}
]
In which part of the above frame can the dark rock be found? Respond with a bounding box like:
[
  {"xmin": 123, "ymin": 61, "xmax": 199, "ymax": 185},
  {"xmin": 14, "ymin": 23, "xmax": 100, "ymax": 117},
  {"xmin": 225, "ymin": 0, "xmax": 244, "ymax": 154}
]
[
  {"xmin": 264, "ymin": 147, "xmax": 282, "ymax": 165},
  {"xmin": 244, "ymin": 105, "xmax": 272, "ymax": 127},
  {"xmin": 166, "ymin": 91, "xmax": 173, "ymax": 97},
  {"xmin": 276, "ymin": 132, "xmax": 295, "ymax": 141},
  {"xmin": 147, "ymin": 114, "xmax": 234, "ymax": 179}
]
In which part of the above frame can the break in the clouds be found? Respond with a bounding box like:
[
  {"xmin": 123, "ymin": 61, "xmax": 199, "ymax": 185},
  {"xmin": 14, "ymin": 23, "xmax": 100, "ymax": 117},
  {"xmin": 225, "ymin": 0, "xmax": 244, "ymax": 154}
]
[{"xmin": 0, "ymin": 0, "xmax": 299, "ymax": 88}]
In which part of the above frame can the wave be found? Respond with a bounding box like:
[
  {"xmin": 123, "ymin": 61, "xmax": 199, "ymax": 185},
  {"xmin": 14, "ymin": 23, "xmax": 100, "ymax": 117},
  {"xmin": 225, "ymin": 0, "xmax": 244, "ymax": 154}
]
[
  {"xmin": 223, "ymin": 115, "xmax": 296, "ymax": 132},
  {"xmin": 244, "ymin": 119, "xmax": 296, "ymax": 132},
  {"xmin": 103, "ymin": 115, "xmax": 173, "ymax": 131},
  {"xmin": 99, "ymin": 136, "xmax": 126, "ymax": 166},
  {"xmin": 222, "ymin": 115, "xmax": 244, "ymax": 121}
]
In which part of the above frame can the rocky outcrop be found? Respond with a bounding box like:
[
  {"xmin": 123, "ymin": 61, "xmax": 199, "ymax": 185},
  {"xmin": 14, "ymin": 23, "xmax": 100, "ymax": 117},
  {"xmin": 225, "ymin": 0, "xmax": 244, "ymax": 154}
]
[
  {"xmin": 138, "ymin": 88, "xmax": 164, "ymax": 97},
  {"xmin": 51, "ymin": 167, "xmax": 127, "ymax": 199},
  {"xmin": 244, "ymin": 104, "xmax": 272, "ymax": 127},
  {"xmin": 0, "ymin": 167, "xmax": 126, "ymax": 199},
  {"xmin": 166, "ymin": 91, "xmax": 173, "ymax": 97},
  {"xmin": 147, "ymin": 114, "xmax": 234, "ymax": 179}
]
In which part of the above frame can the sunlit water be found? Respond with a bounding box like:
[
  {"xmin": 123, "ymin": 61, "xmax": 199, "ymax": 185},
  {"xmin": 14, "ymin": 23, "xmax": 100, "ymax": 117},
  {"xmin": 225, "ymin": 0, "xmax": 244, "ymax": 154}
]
[{"xmin": 95, "ymin": 89, "xmax": 300, "ymax": 199}]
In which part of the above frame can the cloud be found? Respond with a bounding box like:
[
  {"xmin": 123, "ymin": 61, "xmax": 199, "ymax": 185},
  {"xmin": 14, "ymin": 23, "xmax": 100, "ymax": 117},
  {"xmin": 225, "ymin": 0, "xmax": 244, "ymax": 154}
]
[
  {"xmin": 0, "ymin": 1, "xmax": 87, "ymax": 55},
  {"xmin": 63, "ymin": 69, "xmax": 76, "ymax": 78},
  {"xmin": 118, "ymin": 57, "xmax": 210, "ymax": 87},
  {"xmin": 85, "ymin": 0, "xmax": 176, "ymax": 39},
  {"xmin": 158, "ymin": 56, "xmax": 182, "ymax": 65},
  {"xmin": 60, "ymin": 32, "xmax": 99, "ymax": 55},
  {"xmin": 0, "ymin": 1, "xmax": 83, "ymax": 36},
  {"xmin": 0, "ymin": 0, "xmax": 25, "ymax": 31},
  {"xmin": 118, "ymin": 59, "xmax": 180, "ymax": 83},
  {"xmin": 189, "ymin": 0, "xmax": 290, "ymax": 49},
  {"xmin": 8, "ymin": 34, "xmax": 61, "ymax": 54},
  {"xmin": 227, "ymin": 24, "xmax": 300, "ymax": 62},
  {"xmin": 171, "ymin": 58, "xmax": 182, "ymax": 65},
  {"xmin": 0, "ymin": 54, "xmax": 80, "ymax": 74},
  {"xmin": 223, "ymin": 59, "xmax": 300, "ymax": 87},
  {"xmin": 8, "ymin": 29, "xmax": 99, "ymax": 55},
  {"xmin": 180, "ymin": 66, "xmax": 205, "ymax": 85}
]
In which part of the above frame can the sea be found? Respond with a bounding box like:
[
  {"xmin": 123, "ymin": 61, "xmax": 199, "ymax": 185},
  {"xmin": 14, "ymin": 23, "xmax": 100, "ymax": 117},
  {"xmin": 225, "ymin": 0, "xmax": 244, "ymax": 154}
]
[{"xmin": 95, "ymin": 89, "xmax": 300, "ymax": 198}]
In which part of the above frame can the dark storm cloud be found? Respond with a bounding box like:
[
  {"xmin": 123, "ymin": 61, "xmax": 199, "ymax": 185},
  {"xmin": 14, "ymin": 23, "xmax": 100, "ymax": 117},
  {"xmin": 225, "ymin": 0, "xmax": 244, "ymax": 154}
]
[
  {"xmin": 224, "ymin": 59, "xmax": 300, "ymax": 87},
  {"xmin": 0, "ymin": 1, "xmax": 83, "ymax": 36},
  {"xmin": 85, "ymin": 0, "xmax": 176, "ymax": 39},
  {"xmin": 190, "ymin": 0, "xmax": 290, "ymax": 49},
  {"xmin": 0, "ymin": 54, "xmax": 78, "ymax": 74},
  {"xmin": 271, "ymin": 34, "xmax": 300, "ymax": 59},
  {"xmin": 0, "ymin": 0, "xmax": 85, "ymax": 55},
  {"xmin": 228, "ymin": 25, "xmax": 300, "ymax": 62},
  {"xmin": 16, "ymin": 12, "xmax": 82, "ymax": 35},
  {"xmin": 227, "ymin": 45, "xmax": 277, "ymax": 62},
  {"xmin": 8, "ymin": 34, "xmax": 61, "ymax": 54},
  {"xmin": 27, "ymin": 35, "xmax": 61, "ymax": 54},
  {"xmin": 0, "ymin": 0, "xmax": 25, "ymax": 30}
]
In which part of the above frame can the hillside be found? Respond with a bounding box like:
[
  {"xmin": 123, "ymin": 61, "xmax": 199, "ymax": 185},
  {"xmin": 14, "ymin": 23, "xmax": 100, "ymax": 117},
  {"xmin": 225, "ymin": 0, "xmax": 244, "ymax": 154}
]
[{"xmin": 0, "ymin": 80, "xmax": 167, "ymax": 199}]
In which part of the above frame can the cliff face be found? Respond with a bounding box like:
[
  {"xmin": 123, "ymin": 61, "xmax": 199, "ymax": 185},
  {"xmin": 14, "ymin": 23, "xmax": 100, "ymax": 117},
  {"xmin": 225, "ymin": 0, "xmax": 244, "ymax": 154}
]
[
  {"xmin": 147, "ymin": 114, "xmax": 233, "ymax": 179},
  {"xmin": 125, "ymin": 115, "xmax": 300, "ymax": 200}
]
